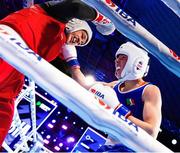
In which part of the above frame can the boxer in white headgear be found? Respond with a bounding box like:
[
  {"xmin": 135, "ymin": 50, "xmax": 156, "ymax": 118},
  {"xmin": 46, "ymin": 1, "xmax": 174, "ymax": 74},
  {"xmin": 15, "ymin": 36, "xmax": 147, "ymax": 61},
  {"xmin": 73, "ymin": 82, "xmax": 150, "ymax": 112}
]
[
  {"xmin": 90, "ymin": 42, "xmax": 162, "ymax": 149},
  {"xmin": 115, "ymin": 41, "xmax": 150, "ymax": 81}
]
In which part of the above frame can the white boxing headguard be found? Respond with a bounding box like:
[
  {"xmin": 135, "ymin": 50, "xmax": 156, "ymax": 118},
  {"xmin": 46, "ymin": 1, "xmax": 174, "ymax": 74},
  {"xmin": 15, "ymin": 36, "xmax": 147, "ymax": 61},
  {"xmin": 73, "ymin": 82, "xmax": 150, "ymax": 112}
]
[
  {"xmin": 115, "ymin": 42, "xmax": 150, "ymax": 81},
  {"xmin": 66, "ymin": 18, "xmax": 92, "ymax": 46}
]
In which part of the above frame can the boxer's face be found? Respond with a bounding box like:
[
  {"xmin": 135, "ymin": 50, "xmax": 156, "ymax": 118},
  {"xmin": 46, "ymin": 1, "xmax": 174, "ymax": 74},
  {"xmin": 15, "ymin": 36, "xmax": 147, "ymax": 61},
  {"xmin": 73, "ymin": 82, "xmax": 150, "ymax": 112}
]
[
  {"xmin": 66, "ymin": 30, "xmax": 88, "ymax": 46},
  {"xmin": 115, "ymin": 54, "xmax": 128, "ymax": 79}
]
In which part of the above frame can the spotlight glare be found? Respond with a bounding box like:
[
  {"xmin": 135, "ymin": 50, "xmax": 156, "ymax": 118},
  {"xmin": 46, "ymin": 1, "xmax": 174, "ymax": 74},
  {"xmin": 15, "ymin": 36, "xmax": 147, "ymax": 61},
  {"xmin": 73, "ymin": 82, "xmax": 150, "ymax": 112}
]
[
  {"xmin": 172, "ymin": 139, "xmax": 177, "ymax": 145},
  {"xmin": 48, "ymin": 123, "xmax": 54, "ymax": 128},
  {"xmin": 46, "ymin": 135, "xmax": 51, "ymax": 139},
  {"xmin": 66, "ymin": 147, "xmax": 69, "ymax": 150},
  {"xmin": 62, "ymin": 125, "xmax": 68, "ymax": 130},
  {"xmin": 59, "ymin": 143, "xmax": 63, "ymax": 147},
  {"xmin": 67, "ymin": 137, "xmax": 75, "ymax": 143},
  {"xmin": 85, "ymin": 75, "xmax": 95, "ymax": 86},
  {"xmin": 43, "ymin": 139, "xmax": 49, "ymax": 144},
  {"xmin": 52, "ymin": 119, "xmax": 56, "ymax": 123},
  {"xmin": 54, "ymin": 146, "xmax": 60, "ymax": 151}
]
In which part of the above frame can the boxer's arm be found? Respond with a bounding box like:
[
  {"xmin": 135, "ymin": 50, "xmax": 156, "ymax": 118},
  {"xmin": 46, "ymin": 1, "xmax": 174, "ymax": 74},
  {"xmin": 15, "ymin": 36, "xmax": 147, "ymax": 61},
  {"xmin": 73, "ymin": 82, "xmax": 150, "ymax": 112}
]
[
  {"xmin": 128, "ymin": 85, "xmax": 162, "ymax": 138},
  {"xmin": 61, "ymin": 44, "xmax": 89, "ymax": 88}
]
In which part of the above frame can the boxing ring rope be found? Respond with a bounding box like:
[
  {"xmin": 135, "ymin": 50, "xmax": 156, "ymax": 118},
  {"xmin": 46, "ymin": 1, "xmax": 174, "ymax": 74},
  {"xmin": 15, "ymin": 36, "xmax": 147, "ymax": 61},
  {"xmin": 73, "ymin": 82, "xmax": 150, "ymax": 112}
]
[
  {"xmin": 0, "ymin": 28, "xmax": 172, "ymax": 152},
  {"xmin": 161, "ymin": 0, "xmax": 180, "ymax": 17},
  {"xmin": 83, "ymin": 0, "xmax": 180, "ymax": 78}
]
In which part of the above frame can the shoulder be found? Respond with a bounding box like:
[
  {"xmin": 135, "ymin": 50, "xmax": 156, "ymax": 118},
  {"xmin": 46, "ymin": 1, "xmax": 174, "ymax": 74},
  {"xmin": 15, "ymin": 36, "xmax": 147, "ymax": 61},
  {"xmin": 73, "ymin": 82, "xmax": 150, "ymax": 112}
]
[
  {"xmin": 142, "ymin": 84, "xmax": 161, "ymax": 103},
  {"xmin": 144, "ymin": 84, "xmax": 161, "ymax": 95}
]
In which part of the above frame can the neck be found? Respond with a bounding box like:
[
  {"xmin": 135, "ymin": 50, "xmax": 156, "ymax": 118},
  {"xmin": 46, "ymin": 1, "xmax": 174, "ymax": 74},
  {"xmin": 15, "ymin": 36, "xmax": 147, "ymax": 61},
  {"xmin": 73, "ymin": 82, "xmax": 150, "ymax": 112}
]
[{"xmin": 121, "ymin": 79, "xmax": 145, "ymax": 92}]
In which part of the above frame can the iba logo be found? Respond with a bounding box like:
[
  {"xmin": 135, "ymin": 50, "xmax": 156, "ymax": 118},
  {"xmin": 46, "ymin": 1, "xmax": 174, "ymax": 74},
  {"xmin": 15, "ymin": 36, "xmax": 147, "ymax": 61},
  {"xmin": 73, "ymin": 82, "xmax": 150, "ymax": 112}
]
[
  {"xmin": 90, "ymin": 88, "xmax": 111, "ymax": 110},
  {"xmin": 103, "ymin": 0, "xmax": 136, "ymax": 26},
  {"xmin": 90, "ymin": 88, "xmax": 105, "ymax": 99}
]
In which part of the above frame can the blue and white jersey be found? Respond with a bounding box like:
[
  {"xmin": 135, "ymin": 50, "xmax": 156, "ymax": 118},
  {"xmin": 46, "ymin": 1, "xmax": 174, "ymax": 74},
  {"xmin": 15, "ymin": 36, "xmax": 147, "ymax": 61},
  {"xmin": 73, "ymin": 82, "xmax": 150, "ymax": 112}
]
[{"xmin": 113, "ymin": 81, "xmax": 152, "ymax": 121}]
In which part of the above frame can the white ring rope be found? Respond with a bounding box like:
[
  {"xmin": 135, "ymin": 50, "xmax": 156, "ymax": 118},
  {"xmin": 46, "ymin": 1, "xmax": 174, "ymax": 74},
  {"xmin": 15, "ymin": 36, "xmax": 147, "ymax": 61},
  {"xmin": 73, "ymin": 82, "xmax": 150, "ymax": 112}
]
[
  {"xmin": 0, "ymin": 25, "xmax": 172, "ymax": 152},
  {"xmin": 83, "ymin": 0, "xmax": 180, "ymax": 77},
  {"xmin": 161, "ymin": 0, "xmax": 180, "ymax": 17}
]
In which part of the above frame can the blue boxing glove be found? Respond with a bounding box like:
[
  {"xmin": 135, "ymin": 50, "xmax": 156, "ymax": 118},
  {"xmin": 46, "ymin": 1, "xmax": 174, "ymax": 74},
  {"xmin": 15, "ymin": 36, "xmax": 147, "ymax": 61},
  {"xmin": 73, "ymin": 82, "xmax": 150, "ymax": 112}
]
[
  {"xmin": 92, "ymin": 11, "xmax": 115, "ymax": 35},
  {"xmin": 62, "ymin": 44, "xmax": 80, "ymax": 69},
  {"xmin": 114, "ymin": 104, "xmax": 132, "ymax": 119}
]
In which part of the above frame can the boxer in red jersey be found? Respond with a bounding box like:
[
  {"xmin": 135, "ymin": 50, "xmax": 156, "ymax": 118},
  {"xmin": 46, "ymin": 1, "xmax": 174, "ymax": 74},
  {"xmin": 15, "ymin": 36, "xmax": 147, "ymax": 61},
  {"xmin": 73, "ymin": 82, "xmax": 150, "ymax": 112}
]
[{"xmin": 0, "ymin": 0, "xmax": 116, "ymax": 147}]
